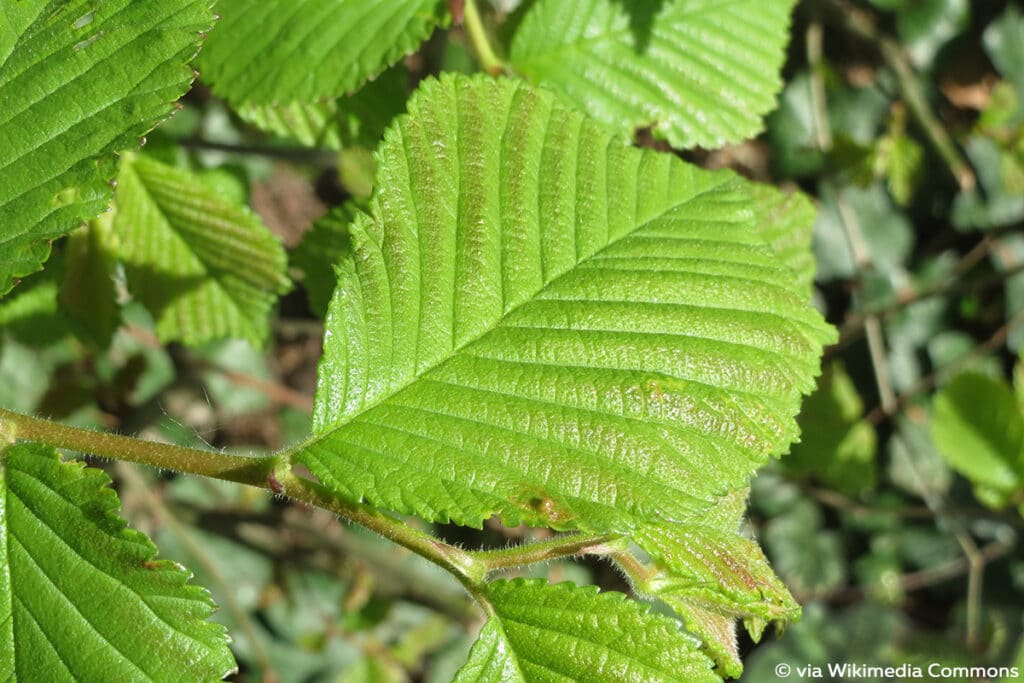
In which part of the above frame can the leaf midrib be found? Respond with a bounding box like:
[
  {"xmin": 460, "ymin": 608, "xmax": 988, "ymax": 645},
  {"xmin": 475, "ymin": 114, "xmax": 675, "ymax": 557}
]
[{"xmin": 290, "ymin": 174, "xmax": 739, "ymax": 458}]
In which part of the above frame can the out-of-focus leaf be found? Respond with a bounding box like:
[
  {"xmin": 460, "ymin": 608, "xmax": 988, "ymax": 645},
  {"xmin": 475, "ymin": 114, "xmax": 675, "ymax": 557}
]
[
  {"xmin": 889, "ymin": 412, "xmax": 953, "ymax": 501},
  {"xmin": 813, "ymin": 182, "xmax": 913, "ymax": 280},
  {"xmin": 784, "ymin": 362, "xmax": 877, "ymax": 495},
  {"xmin": 891, "ymin": 0, "xmax": 970, "ymax": 67},
  {"xmin": 992, "ymin": 233, "xmax": 1024, "ymax": 351},
  {"xmin": 984, "ymin": 5, "xmax": 1024, "ymax": 108},
  {"xmin": 931, "ymin": 373, "xmax": 1024, "ymax": 508},
  {"xmin": 767, "ymin": 73, "xmax": 827, "ymax": 179},
  {"xmin": 291, "ymin": 204, "xmax": 356, "ymax": 318},
  {"xmin": 60, "ymin": 215, "xmax": 120, "ymax": 346},
  {"xmin": 763, "ymin": 499, "xmax": 846, "ymax": 599},
  {"xmin": 953, "ymin": 137, "xmax": 1024, "ymax": 230}
]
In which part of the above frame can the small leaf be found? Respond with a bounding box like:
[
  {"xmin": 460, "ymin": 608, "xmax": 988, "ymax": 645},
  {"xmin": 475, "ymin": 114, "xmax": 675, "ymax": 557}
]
[
  {"xmin": 453, "ymin": 579, "xmax": 717, "ymax": 683},
  {"xmin": 783, "ymin": 362, "xmax": 877, "ymax": 495},
  {"xmin": 199, "ymin": 0, "xmax": 446, "ymax": 107},
  {"xmin": 508, "ymin": 0, "xmax": 799, "ymax": 149},
  {"xmin": 0, "ymin": 442, "xmax": 236, "ymax": 680},
  {"xmin": 636, "ymin": 489, "xmax": 798, "ymax": 678},
  {"xmin": 931, "ymin": 372, "xmax": 1024, "ymax": 507},
  {"xmin": 113, "ymin": 155, "xmax": 291, "ymax": 346},
  {"xmin": 0, "ymin": 0, "xmax": 214, "ymax": 297},
  {"xmin": 289, "ymin": 74, "xmax": 834, "ymax": 532}
]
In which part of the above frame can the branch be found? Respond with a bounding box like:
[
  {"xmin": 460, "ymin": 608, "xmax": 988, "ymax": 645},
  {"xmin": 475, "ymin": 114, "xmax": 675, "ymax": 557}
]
[
  {"xmin": 818, "ymin": 0, "xmax": 975, "ymax": 192},
  {"xmin": 463, "ymin": 0, "xmax": 505, "ymax": 75},
  {"xmin": 864, "ymin": 307, "xmax": 1024, "ymax": 425},
  {"xmin": 0, "ymin": 407, "xmax": 275, "ymax": 486}
]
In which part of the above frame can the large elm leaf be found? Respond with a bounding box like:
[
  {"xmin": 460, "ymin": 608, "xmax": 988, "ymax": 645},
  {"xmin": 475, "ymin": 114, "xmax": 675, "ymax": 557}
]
[
  {"xmin": 113, "ymin": 155, "xmax": 290, "ymax": 346},
  {"xmin": 0, "ymin": 0, "xmax": 213, "ymax": 298},
  {"xmin": 453, "ymin": 579, "xmax": 718, "ymax": 683},
  {"xmin": 288, "ymin": 74, "xmax": 834, "ymax": 533},
  {"xmin": 198, "ymin": 0, "xmax": 445, "ymax": 108},
  {"xmin": 0, "ymin": 441, "xmax": 235, "ymax": 681},
  {"xmin": 751, "ymin": 184, "xmax": 818, "ymax": 298},
  {"xmin": 508, "ymin": 0, "xmax": 798, "ymax": 149}
]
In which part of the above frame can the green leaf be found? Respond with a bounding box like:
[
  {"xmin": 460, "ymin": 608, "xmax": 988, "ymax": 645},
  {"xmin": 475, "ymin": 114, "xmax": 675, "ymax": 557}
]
[
  {"xmin": 783, "ymin": 362, "xmax": 878, "ymax": 495},
  {"xmin": 508, "ymin": 0, "xmax": 798, "ymax": 149},
  {"xmin": 198, "ymin": 0, "xmax": 446, "ymax": 108},
  {"xmin": 289, "ymin": 74, "xmax": 834, "ymax": 532},
  {"xmin": 636, "ymin": 489, "xmax": 799, "ymax": 678},
  {"xmin": 0, "ymin": 0, "xmax": 213, "ymax": 297},
  {"xmin": 453, "ymin": 579, "xmax": 717, "ymax": 683},
  {"xmin": 931, "ymin": 372, "xmax": 1024, "ymax": 507},
  {"xmin": 762, "ymin": 499, "xmax": 846, "ymax": 599},
  {"xmin": 984, "ymin": 4, "xmax": 1024, "ymax": 104},
  {"xmin": 292, "ymin": 204, "xmax": 356, "ymax": 318},
  {"xmin": 237, "ymin": 64, "xmax": 409, "ymax": 150},
  {"xmin": 113, "ymin": 155, "xmax": 291, "ymax": 346},
  {"xmin": 750, "ymin": 184, "xmax": 818, "ymax": 298},
  {"xmin": 0, "ymin": 442, "xmax": 235, "ymax": 680},
  {"xmin": 59, "ymin": 215, "xmax": 120, "ymax": 346}
]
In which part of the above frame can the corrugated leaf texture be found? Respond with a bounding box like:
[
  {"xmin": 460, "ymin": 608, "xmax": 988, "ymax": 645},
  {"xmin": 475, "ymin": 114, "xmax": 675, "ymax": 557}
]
[
  {"xmin": 113, "ymin": 155, "xmax": 290, "ymax": 346},
  {"xmin": 453, "ymin": 579, "xmax": 718, "ymax": 683},
  {"xmin": 0, "ymin": 0, "xmax": 213, "ymax": 297},
  {"xmin": 288, "ymin": 74, "xmax": 834, "ymax": 532},
  {"xmin": 509, "ymin": 0, "xmax": 798, "ymax": 149},
  {"xmin": 636, "ymin": 489, "xmax": 798, "ymax": 677},
  {"xmin": 0, "ymin": 442, "xmax": 236, "ymax": 681},
  {"xmin": 198, "ymin": 0, "xmax": 446, "ymax": 107}
]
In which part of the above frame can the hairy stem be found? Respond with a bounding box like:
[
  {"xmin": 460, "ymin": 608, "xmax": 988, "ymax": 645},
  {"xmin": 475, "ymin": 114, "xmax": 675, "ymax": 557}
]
[
  {"xmin": 0, "ymin": 407, "xmax": 486, "ymax": 585},
  {"xmin": 473, "ymin": 532, "xmax": 627, "ymax": 572},
  {"xmin": 463, "ymin": 0, "xmax": 504, "ymax": 75},
  {"xmin": 0, "ymin": 407, "xmax": 661, "ymax": 606},
  {"xmin": 0, "ymin": 407, "xmax": 275, "ymax": 486},
  {"xmin": 275, "ymin": 468, "xmax": 487, "ymax": 586}
]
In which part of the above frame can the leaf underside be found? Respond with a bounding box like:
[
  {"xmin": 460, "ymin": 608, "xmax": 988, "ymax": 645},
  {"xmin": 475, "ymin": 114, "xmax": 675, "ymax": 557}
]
[
  {"xmin": 509, "ymin": 0, "xmax": 798, "ymax": 149},
  {"xmin": 0, "ymin": 443, "xmax": 236, "ymax": 681},
  {"xmin": 636, "ymin": 489, "xmax": 798, "ymax": 678},
  {"xmin": 114, "ymin": 155, "xmax": 291, "ymax": 347},
  {"xmin": 289, "ymin": 74, "xmax": 834, "ymax": 534},
  {"xmin": 454, "ymin": 579, "xmax": 718, "ymax": 683},
  {"xmin": 0, "ymin": 0, "xmax": 213, "ymax": 297},
  {"xmin": 198, "ymin": 0, "xmax": 446, "ymax": 107}
]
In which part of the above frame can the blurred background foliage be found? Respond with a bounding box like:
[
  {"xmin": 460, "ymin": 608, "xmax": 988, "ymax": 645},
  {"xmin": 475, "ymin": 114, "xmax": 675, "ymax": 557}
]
[{"xmin": 1, "ymin": 0, "xmax": 1023, "ymax": 680}]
